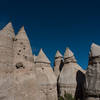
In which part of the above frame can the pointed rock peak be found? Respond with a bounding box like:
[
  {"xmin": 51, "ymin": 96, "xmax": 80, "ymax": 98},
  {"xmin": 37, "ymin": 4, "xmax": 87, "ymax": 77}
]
[
  {"xmin": 3, "ymin": 22, "xmax": 13, "ymax": 31},
  {"xmin": 91, "ymin": 43, "xmax": 100, "ymax": 48},
  {"xmin": 35, "ymin": 49, "xmax": 51, "ymax": 64},
  {"xmin": 16, "ymin": 26, "xmax": 29, "ymax": 40},
  {"xmin": 55, "ymin": 50, "xmax": 63, "ymax": 58},
  {"xmin": 64, "ymin": 48, "xmax": 74, "ymax": 59},
  {"xmin": 2, "ymin": 22, "xmax": 15, "ymax": 37},
  {"xmin": 90, "ymin": 43, "xmax": 100, "ymax": 57}
]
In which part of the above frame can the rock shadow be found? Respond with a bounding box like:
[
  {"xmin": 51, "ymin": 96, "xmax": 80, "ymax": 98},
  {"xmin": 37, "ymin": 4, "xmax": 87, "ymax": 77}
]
[{"xmin": 75, "ymin": 70, "xmax": 86, "ymax": 100}]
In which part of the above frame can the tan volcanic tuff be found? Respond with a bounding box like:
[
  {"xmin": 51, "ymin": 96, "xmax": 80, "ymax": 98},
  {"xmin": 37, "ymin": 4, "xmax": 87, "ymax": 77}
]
[
  {"xmin": 58, "ymin": 48, "xmax": 85, "ymax": 100},
  {"xmin": 13, "ymin": 26, "xmax": 33, "ymax": 69},
  {"xmin": 54, "ymin": 50, "xmax": 63, "ymax": 79},
  {"xmin": 35, "ymin": 49, "xmax": 58, "ymax": 100},
  {"xmin": 0, "ymin": 22, "xmax": 15, "ymax": 100},
  {"xmin": 0, "ymin": 22, "xmax": 40, "ymax": 100},
  {"xmin": 85, "ymin": 43, "xmax": 100, "ymax": 100},
  {"xmin": 13, "ymin": 26, "xmax": 40, "ymax": 100},
  {"xmin": 0, "ymin": 22, "xmax": 15, "ymax": 72}
]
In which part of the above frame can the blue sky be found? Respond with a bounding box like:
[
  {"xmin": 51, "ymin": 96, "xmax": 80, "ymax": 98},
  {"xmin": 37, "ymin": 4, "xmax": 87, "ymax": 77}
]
[{"xmin": 0, "ymin": 0, "xmax": 100, "ymax": 69}]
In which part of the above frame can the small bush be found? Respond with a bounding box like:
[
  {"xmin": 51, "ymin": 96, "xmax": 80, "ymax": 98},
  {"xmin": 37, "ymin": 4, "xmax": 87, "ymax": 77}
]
[{"xmin": 59, "ymin": 92, "xmax": 75, "ymax": 100}]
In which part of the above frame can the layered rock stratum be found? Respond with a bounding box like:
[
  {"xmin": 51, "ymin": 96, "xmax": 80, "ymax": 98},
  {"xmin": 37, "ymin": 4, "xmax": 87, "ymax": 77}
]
[
  {"xmin": 85, "ymin": 43, "xmax": 100, "ymax": 100},
  {"xmin": 35, "ymin": 49, "xmax": 58, "ymax": 100},
  {"xmin": 58, "ymin": 48, "xmax": 85, "ymax": 100},
  {"xmin": 54, "ymin": 50, "xmax": 63, "ymax": 79},
  {"xmin": 1, "ymin": 22, "xmax": 100, "ymax": 100},
  {"xmin": 0, "ymin": 22, "xmax": 40, "ymax": 100}
]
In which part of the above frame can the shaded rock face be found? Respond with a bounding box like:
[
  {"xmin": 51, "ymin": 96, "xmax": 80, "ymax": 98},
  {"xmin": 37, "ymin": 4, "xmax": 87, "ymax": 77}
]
[
  {"xmin": 85, "ymin": 43, "xmax": 100, "ymax": 100},
  {"xmin": 58, "ymin": 48, "xmax": 85, "ymax": 100},
  {"xmin": 0, "ymin": 23, "xmax": 40, "ymax": 100},
  {"xmin": 54, "ymin": 50, "xmax": 64, "ymax": 79},
  {"xmin": 35, "ymin": 49, "xmax": 58, "ymax": 100}
]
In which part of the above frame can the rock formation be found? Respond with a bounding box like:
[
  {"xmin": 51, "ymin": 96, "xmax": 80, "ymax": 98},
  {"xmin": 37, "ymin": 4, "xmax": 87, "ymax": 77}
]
[
  {"xmin": 0, "ymin": 22, "xmax": 40, "ymax": 100},
  {"xmin": 13, "ymin": 26, "xmax": 33, "ymax": 69},
  {"xmin": 0, "ymin": 22, "xmax": 15, "ymax": 100},
  {"xmin": 85, "ymin": 43, "xmax": 100, "ymax": 100},
  {"xmin": 35, "ymin": 49, "xmax": 58, "ymax": 100},
  {"xmin": 13, "ymin": 26, "xmax": 40, "ymax": 100},
  {"xmin": 54, "ymin": 50, "xmax": 63, "ymax": 79},
  {"xmin": 2, "ymin": 22, "xmax": 100, "ymax": 100},
  {"xmin": 58, "ymin": 48, "xmax": 85, "ymax": 100},
  {"xmin": 0, "ymin": 22, "xmax": 15, "ymax": 72}
]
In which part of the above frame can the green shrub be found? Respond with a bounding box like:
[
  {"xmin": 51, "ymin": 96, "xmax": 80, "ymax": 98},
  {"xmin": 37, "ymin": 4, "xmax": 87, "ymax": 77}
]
[{"xmin": 59, "ymin": 92, "xmax": 75, "ymax": 100}]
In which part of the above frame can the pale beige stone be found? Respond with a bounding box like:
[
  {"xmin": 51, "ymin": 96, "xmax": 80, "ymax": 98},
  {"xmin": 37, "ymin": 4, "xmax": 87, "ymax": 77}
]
[
  {"xmin": 35, "ymin": 49, "xmax": 50, "ymax": 64},
  {"xmin": 85, "ymin": 43, "xmax": 100, "ymax": 100},
  {"xmin": 13, "ymin": 26, "xmax": 40, "ymax": 100},
  {"xmin": 0, "ymin": 23, "xmax": 40, "ymax": 100},
  {"xmin": 89, "ymin": 43, "xmax": 100, "ymax": 57},
  {"xmin": 13, "ymin": 26, "xmax": 33, "ymax": 70},
  {"xmin": 54, "ymin": 50, "xmax": 63, "ymax": 78},
  {"xmin": 0, "ymin": 22, "xmax": 15, "ymax": 100},
  {"xmin": 0, "ymin": 22, "xmax": 15, "ymax": 72},
  {"xmin": 2, "ymin": 22, "xmax": 15, "ymax": 38},
  {"xmin": 33, "ymin": 54, "xmax": 37, "ymax": 63},
  {"xmin": 58, "ymin": 48, "xmax": 85, "ymax": 99},
  {"xmin": 35, "ymin": 49, "xmax": 58, "ymax": 100}
]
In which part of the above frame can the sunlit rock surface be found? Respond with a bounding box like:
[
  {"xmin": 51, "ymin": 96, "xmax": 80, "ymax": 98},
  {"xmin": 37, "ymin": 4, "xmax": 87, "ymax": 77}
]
[
  {"xmin": 35, "ymin": 49, "xmax": 58, "ymax": 100},
  {"xmin": 58, "ymin": 48, "xmax": 85, "ymax": 100},
  {"xmin": 0, "ymin": 22, "xmax": 40, "ymax": 100},
  {"xmin": 85, "ymin": 43, "xmax": 100, "ymax": 100},
  {"xmin": 54, "ymin": 50, "xmax": 63, "ymax": 79}
]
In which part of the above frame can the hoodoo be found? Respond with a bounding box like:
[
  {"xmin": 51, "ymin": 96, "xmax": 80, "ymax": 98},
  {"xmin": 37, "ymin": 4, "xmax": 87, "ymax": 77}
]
[
  {"xmin": 13, "ymin": 26, "xmax": 40, "ymax": 100},
  {"xmin": 58, "ymin": 48, "xmax": 85, "ymax": 100},
  {"xmin": 35, "ymin": 49, "xmax": 58, "ymax": 100},
  {"xmin": 54, "ymin": 50, "xmax": 63, "ymax": 79},
  {"xmin": 13, "ymin": 26, "xmax": 33, "ymax": 69},
  {"xmin": 85, "ymin": 43, "xmax": 100, "ymax": 100}
]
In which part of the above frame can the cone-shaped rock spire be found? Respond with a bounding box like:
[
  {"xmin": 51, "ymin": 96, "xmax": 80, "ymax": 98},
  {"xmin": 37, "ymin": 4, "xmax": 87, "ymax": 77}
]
[
  {"xmin": 13, "ymin": 26, "xmax": 33, "ymax": 69},
  {"xmin": 16, "ymin": 26, "xmax": 29, "ymax": 40},
  {"xmin": 13, "ymin": 26, "xmax": 40, "ymax": 100},
  {"xmin": 54, "ymin": 50, "xmax": 63, "ymax": 78},
  {"xmin": 85, "ymin": 43, "xmax": 100, "ymax": 99},
  {"xmin": 58, "ymin": 48, "xmax": 85, "ymax": 99},
  {"xmin": 35, "ymin": 49, "xmax": 50, "ymax": 64},
  {"xmin": 35, "ymin": 49, "xmax": 58, "ymax": 100},
  {"xmin": 89, "ymin": 43, "xmax": 100, "ymax": 57},
  {"xmin": 64, "ymin": 48, "xmax": 74, "ymax": 58},
  {"xmin": 55, "ymin": 50, "xmax": 63, "ymax": 58},
  {"xmin": 64, "ymin": 48, "xmax": 76, "ymax": 63},
  {"xmin": 2, "ymin": 22, "xmax": 15, "ymax": 38}
]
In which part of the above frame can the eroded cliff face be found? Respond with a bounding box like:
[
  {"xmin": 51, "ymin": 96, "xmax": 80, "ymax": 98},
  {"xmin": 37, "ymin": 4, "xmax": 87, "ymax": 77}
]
[
  {"xmin": 0, "ymin": 22, "xmax": 15, "ymax": 72},
  {"xmin": 35, "ymin": 49, "xmax": 58, "ymax": 100},
  {"xmin": 2, "ymin": 22, "xmax": 100, "ymax": 100},
  {"xmin": 0, "ymin": 22, "xmax": 15, "ymax": 100},
  {"xmin": 58, "ymin": 48, "xmax": 85, "ymax": 100},
  {"xmin": 85, "ymin": 43, "xmax": 100, "ymax": 100},
  {"xmin": 0, "ymin": 22, "xmax": 40, "ymax": 100}
]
